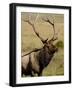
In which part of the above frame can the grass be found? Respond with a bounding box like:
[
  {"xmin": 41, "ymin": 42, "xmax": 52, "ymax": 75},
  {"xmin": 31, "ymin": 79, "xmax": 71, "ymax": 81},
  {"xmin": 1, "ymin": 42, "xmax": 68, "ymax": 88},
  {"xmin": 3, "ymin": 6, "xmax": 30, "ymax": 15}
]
[{"xmin": 21, "ymin": 20, "xmax": 64, "ymax": 76}]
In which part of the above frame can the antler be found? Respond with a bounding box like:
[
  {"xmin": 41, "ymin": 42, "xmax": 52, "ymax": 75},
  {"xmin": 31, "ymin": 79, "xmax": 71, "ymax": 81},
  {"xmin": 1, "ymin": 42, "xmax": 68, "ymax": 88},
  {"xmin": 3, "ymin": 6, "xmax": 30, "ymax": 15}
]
[
  {"xmin": 22, "ymin": 15, "xmax": 46, "ymax": 44},
  {"xmin": 42, "ymin": 17, "xmax": 58, "ymax": 43}
]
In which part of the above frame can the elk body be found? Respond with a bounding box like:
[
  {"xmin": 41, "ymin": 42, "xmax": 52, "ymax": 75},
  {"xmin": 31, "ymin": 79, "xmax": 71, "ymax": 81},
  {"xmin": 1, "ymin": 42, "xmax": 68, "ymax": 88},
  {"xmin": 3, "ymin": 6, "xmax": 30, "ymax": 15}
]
[{"xmin": 21, "ymin": 17, "xmax": 58, "ymax": 76}]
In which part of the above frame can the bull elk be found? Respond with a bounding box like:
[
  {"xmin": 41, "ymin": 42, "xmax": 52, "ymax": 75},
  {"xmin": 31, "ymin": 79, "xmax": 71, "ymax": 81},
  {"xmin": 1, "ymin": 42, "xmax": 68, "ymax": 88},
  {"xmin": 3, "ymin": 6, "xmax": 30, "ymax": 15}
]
[{"xmin": 21, "ymin": 16, "xmax": 58, "ymax": 76}]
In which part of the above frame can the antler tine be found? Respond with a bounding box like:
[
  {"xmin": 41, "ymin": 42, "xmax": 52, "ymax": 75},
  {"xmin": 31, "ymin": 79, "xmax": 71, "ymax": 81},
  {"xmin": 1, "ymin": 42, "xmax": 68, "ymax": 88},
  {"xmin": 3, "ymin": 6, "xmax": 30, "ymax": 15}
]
[
  {"xmin": 22, "ymin": 17, "xmax": 45, "ymax": 43},
  {"xmin": 51, "ymin": 18, "xmax": 57, "ymax": 41},
  {"xmin": 23, "ymin": 19, "xmax": 33, "ymax": 26},
  {"xmin": 42, "ymin": 18, "xmax": 54, "ymax": 26},
  {"xmin": 42, "ymin": 17, "xmax": 57, "ymax": 42}
]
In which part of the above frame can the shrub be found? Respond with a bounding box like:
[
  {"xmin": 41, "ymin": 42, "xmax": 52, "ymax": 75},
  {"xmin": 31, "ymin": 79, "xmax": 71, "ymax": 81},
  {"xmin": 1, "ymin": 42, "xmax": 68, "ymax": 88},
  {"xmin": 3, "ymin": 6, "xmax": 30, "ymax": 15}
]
[{"xmin": 56, "ymin": 41, "xmax": 64, "ymax": 48}]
